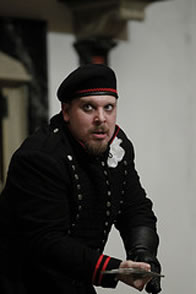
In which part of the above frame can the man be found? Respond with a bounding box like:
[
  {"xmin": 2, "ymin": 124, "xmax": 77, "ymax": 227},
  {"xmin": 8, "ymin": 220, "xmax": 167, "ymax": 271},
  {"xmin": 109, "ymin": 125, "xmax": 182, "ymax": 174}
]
[{"xmin": 0, "ymin": 64, "xmax": 162, "ymax": 293}]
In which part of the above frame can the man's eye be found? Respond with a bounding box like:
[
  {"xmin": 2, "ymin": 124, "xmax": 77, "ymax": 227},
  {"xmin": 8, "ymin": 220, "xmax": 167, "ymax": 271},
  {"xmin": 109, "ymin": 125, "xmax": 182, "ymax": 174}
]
[
  {"xmin": 83, "ymin": 104, "xmax": 93, "ymax": 112},
  {"xmin": 105, "ymin": 104, "xmax": 113, "ymax": 111}
]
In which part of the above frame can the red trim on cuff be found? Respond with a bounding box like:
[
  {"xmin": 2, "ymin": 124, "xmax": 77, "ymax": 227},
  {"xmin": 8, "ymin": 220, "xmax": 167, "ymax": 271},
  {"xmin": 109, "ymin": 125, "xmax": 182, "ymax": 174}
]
[
  {"xmin": 98, "ymin": 256, "xmax": 111, "ymax": 285},
  {"xmin": 92, "ymin": 255, "xmax": 104, "ymax": 284}
]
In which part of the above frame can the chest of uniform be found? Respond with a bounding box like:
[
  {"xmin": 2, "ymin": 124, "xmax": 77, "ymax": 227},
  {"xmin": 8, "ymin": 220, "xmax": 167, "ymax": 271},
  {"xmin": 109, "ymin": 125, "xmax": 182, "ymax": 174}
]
[
  {"xmin": 64, "ymin": 153, "xmax": 129, "ymax": 249},
  {"xmin": 65, "ymin": 154, "xmax": 129, "ymax": 223}
]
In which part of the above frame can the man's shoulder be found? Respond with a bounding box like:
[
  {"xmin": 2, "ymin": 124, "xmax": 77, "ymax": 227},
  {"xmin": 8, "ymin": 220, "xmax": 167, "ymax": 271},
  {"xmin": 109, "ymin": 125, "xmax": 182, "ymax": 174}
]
[
  {"xmin": 116, "ymin": 127, "xmax": 134, "ymax": 146},
  {"xmin": 19, "ymin": 126, "xmax": 63, "ymax": 154},
  {"xmin": 13, "ymin": 114, "xmax": 69, "ymax": 162}
]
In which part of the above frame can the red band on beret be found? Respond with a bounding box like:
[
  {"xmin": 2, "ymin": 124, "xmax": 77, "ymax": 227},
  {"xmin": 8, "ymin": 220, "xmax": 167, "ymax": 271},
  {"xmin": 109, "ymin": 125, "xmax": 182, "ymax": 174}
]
[{"xmin": 76, "ymin": 88, "xmax": 118, "ymax": 94}]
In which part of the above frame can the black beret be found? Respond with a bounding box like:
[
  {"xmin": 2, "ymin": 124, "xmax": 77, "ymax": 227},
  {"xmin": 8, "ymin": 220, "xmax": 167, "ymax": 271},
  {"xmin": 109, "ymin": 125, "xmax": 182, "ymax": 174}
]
[{"xmin": 57, "ymin": 63, "xmax": 118, "ymax": 102}]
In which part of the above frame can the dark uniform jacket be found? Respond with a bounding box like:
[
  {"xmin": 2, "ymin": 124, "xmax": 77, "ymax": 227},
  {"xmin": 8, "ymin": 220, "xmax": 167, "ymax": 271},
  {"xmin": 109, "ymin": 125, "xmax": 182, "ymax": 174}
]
[{"xmin": 0, "ymin": 113, "xmax": 157, "ymax": 294}]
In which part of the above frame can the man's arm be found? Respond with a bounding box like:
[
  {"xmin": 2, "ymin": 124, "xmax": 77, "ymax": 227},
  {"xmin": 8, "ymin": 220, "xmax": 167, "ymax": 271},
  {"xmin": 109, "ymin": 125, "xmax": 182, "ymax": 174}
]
[
  {"xmin": 125, "ymin": 226, "xmax": 161, "ymax": 294},
  {"xmin": 114, "ymin": 136, "xmax": 162, "ymax": 293}
]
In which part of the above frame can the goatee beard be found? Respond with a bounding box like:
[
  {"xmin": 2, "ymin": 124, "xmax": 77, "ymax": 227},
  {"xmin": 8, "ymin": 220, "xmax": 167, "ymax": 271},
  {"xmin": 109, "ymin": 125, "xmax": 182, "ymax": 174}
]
[{"xmin": 84, "ymin": 141, "xmax": 108, "ymax": 156}]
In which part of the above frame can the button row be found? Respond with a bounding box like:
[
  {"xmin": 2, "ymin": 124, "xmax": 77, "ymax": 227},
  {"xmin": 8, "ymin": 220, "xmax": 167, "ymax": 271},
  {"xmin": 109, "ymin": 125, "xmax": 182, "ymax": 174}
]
[
  {"xmin": 117, "ymin": 159, "xmax": 128, "ymax": 215},
  {"xmin": 66, "ymin": 154, "xmax": 84, "ymax": 234},
  {"xmin": 101, "ymin": 160, "xmax": 113, "ymax": 246}
]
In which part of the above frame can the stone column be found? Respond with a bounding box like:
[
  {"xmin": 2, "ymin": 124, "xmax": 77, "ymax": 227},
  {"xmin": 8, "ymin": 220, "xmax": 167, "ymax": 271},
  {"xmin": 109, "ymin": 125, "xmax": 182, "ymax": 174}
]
[{"xmin": 60, "ymin": 0, "xmax": 164, "ymax": 65}]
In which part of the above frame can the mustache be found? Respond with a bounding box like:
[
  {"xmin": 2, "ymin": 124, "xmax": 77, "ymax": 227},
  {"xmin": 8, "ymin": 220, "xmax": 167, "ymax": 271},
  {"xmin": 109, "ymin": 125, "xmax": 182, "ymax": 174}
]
[{"xmin": 89, "ymin": 126, "xmax": 109, "ymax": 133}]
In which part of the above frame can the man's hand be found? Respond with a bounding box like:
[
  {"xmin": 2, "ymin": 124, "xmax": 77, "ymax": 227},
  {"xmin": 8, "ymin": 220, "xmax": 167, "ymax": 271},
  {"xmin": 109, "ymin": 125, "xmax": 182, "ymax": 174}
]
[
  {"xmin": 117, "ymin": 260, "xmax": 152, "ymax": 291},
  {"xmin": 130, "ymin": 249, "xmax": 161, "ymax": 294},
  {"xmin": 129, "ymin": 249, "xmax": 162, "ymax": 294}
]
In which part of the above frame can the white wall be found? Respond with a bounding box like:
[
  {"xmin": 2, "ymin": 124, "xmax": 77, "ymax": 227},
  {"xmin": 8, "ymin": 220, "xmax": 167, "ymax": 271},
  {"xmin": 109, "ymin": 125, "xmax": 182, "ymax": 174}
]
[{"xmin": 47, "ymin": 0, "xmax": 196, "ymax": 293}]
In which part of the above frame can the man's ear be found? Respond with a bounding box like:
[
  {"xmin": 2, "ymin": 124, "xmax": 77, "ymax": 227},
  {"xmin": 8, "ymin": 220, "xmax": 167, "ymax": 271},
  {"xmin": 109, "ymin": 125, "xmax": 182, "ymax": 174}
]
[{"xmin": 61, "ymin": 103, "xmax": 70, "ymax": 122}]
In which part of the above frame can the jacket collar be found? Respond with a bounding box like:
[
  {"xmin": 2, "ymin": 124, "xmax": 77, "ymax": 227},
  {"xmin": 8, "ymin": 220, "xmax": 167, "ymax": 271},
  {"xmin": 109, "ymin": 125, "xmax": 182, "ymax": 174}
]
[{"xmin": 50, "ymin": 112, "xmax": 120, "ymax": 160}]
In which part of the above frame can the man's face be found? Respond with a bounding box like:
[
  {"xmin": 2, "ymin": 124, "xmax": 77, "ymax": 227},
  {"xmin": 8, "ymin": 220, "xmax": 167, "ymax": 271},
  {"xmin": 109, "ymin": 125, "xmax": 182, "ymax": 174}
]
[{"xmin": 62, "ymin": 95, "xmax": 117, "ymax": 155}]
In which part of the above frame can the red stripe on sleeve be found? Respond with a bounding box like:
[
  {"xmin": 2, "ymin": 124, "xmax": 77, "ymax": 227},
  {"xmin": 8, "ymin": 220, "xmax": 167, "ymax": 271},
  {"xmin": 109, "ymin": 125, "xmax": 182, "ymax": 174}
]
[
  {"xmin": 92, "ymin": 255, "xmax": 104, "ymax": 284},
  {"xmin": 98, "ymin": 256, "xmax": 111, "ymax": 285}
]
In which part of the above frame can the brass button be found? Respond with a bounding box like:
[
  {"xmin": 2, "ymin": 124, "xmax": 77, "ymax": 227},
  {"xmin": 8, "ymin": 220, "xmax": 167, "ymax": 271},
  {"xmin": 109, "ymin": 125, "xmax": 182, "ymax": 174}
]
[
  {"xmin": 78, "ymin": 194, "xmax": 83, "ymax": 201},
  {"xmin": 106, "ymin": 201, "xmax": 111, "ymax": 208},
  {"xmin": 67, "ymin": 155, "xmax": 73, "ymax": 161},
  {"xmin": 77, "ymin": 184, "xmax": 81, "ymax": 190},
  {"xmin": 53, "ymin": 128, "xmax": 59, "ymax": 133},
  {"xmin": 106, "ymin": 210, "xmax": 110, "ymax": 216},
  {"xmin": 74, "ymin": 174, "xmax": 79, "ymax": 180}
]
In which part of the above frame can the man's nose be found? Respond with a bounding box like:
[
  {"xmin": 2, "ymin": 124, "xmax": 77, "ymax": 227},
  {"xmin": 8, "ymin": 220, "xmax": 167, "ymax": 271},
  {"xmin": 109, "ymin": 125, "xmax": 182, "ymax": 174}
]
[{"xmin": 94, "ymin": 109, "xmax": 106, "ymax": 123}]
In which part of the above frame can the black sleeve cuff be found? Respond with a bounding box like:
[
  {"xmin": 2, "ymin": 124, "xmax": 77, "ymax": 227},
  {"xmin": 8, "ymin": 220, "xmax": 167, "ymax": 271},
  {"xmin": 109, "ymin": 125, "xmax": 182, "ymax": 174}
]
[{"xmin": 92, "ymin": 255, "xmax": 121, "ymax": 288}]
